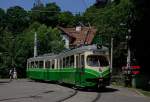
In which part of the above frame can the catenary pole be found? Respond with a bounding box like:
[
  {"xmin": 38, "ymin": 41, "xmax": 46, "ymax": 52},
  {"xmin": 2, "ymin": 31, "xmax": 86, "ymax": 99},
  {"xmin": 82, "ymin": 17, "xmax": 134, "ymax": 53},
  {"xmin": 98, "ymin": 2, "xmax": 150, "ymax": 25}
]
[
  {"xmin": 110, "ymin": 37, "xmax": 113, "ymax": 73},
  {"xmin": 34, "ymin": 32, "xmax": 37, "ymax": 57}
]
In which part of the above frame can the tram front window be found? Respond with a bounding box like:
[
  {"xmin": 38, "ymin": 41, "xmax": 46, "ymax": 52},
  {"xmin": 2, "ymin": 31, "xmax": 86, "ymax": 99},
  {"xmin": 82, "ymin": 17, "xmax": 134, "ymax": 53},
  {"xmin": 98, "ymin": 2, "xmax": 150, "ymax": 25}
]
[{"xmin": 87, "ymin": 55, "xmax": 109, "ymax": 67}]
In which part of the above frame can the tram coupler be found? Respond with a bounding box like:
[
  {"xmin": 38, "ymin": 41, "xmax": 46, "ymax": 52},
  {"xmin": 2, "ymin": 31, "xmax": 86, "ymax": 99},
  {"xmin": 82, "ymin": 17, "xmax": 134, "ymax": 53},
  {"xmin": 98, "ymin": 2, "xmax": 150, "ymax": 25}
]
[{"xmin": 97, "ymin": 78, "xmax": 104, "ymax": 88}]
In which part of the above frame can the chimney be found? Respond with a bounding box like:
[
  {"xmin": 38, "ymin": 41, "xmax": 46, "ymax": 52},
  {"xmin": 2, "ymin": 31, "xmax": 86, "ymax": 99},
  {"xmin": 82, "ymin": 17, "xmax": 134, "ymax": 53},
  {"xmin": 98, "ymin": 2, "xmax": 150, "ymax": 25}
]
[{"xmin": 76, "ymin": 26, "xmax": 81, "ymax": 32}]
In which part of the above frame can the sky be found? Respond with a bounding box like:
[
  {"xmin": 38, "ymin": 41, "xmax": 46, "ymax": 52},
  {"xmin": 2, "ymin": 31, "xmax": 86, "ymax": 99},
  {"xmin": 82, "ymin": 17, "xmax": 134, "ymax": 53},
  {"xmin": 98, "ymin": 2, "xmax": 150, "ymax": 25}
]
[{"xmin": 0, "ymin": 0, "xmax": 96, "ymax": 13}]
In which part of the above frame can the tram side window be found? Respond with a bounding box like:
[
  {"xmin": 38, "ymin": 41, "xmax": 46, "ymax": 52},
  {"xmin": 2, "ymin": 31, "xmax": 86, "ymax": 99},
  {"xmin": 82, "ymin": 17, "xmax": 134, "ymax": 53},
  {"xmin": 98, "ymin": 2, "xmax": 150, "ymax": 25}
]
[
  {"xmin": 57, "ymin": 59, "xmax": 59, "ymax": 69},
  {"xmin": 45, "ymin": 61, "xmax": 50, "ymax": 68},
  {"xmin": 27, "ymin": 62, "xmax": 29, "ymax": 68},
  {"xmin": 63, "ymin": 58, "xmax": 66, "ymax": 68},
  {"xmin": 81, "ymin": 55, "xmax": 85, "ymax": 68},
  {"xmin": 76, "ymin": 56, "xmax": 79, "ymax": 68},
  {"xmin": 66, "ymin": 57, "xmax": 70, "ymax": 68},
  {"xmin": 70, "ymin": 55, "xmax": 74, "ymax": 68},
  {"xmin": 31, "ymin": 62, "xmax": 34, "ymax": 68},
  {"xmin": 60, "ymin": 59, "xmax": 62, "ymax": 68},
  {"xmin": 52, "ymin": 60, "xmax": 55, "ymax": 69},
  {"xmin": 35, "ymin": 61, "xmax": 38, "ymax": 68},
  {"xmin": 28, "ymin": 62, "xmax": 31, "ymax": 68},
  {"xmin": 39, "ymin": 61, "xmax": 43, "ymax": 68}
]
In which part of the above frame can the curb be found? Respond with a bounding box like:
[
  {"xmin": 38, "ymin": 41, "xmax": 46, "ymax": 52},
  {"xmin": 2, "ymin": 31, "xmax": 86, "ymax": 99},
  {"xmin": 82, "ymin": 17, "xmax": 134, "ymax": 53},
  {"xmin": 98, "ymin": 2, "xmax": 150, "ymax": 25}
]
[{"xmin": 133, "ymin": 89, "xmax": 145, "ymax": 97}]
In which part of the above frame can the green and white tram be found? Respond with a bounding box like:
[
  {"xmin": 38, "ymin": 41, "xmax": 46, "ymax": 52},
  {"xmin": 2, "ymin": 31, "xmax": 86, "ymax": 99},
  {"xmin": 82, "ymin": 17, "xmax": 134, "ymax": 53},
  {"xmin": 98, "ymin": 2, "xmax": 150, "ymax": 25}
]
[{"xmin": 27, "ymin": 44, "xmax": 111, "ymax": 88}]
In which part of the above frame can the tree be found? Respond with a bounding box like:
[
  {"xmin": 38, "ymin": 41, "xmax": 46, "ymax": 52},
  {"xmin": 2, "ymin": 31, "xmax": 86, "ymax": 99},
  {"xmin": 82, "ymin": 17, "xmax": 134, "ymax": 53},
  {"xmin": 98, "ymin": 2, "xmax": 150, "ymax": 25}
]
[
  {"xmin": 0, "ymin": 22, "xmax": 65, "ymax": 78},
  {"xmin": 95, "ymin": 0, "xmax": 108, "ymax": 7},
  {"xmin": 22, "ymin": 22, "xmax": 64, "ymax": 55},
  {"xmin": 84, "ymin": 0, "xmax": 134, "ymax": 73},
  {"xmin": 58, "ymin": 11, "xmax": 75, "ymax": 27},
  {"xmin": 130, "ymin": 0, "xmax": 150, "ymax": 74},
  {"xmin": 6, "ymin": 6, "xmax": 29, "ymax": 34},
  {"xmin": 30, "ymin": 3, "xmax": 61, "ymax": 27},
  {"xmin": 0, "ymin": 30, "xmax": 16, "ymax": 77},
  {"xmin": 0, "ymin": 8, "xmax": 6, "ymax": 34}
]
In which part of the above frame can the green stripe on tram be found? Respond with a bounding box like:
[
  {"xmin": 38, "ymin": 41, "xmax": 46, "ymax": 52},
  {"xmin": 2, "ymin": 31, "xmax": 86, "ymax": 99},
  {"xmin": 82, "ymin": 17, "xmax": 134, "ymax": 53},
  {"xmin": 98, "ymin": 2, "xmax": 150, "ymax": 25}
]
[{"xmin": 27, "ymin": 67, "xmax": 110, "ymax": 87}]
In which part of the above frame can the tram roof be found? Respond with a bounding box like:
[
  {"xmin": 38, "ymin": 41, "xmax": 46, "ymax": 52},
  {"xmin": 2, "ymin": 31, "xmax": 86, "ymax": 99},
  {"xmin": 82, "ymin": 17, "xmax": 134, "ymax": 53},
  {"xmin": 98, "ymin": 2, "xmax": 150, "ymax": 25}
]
[
  {"xmin": 59, "ymin": 44, "xmax": 108, "ymax": 56},
  {"xmin": 28, "ymin": 53, "xmax": 58, "ymax": 61},
  {"xmin": 27, "ymin": 44, "xmax": 109, "ymax": 61}
]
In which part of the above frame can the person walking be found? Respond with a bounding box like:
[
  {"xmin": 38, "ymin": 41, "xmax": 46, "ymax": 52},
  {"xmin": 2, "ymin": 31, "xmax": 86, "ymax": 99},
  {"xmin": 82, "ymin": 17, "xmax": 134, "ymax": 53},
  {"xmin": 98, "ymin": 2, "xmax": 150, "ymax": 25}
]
[
  {"xmin": 13, "ymin": 68, "xmax": 17, "ymax": 79},
  {"xmin": 9, "ymin": 69, "xmax": 13, "ymax": 81}
]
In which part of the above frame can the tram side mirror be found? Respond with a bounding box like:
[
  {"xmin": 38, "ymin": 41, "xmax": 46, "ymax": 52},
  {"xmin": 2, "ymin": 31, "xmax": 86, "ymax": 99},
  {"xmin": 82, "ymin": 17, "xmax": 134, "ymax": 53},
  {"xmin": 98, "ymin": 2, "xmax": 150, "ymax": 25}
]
[{"xmin": 97, "ymin": 44, "xmax": 102, "ymax": 49}]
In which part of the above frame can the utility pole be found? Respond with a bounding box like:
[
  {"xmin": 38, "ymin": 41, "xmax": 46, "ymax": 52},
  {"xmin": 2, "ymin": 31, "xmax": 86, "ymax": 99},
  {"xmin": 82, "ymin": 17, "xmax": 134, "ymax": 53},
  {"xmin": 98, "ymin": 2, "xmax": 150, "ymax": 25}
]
[
  {"xmin": 127, "ymin": 44, "xmax": 131, "ymax": 69},
  {"xmin": 34, "ymin": 32, "xmax": 37, "ymax": 57},
  {"xmin": 11, "ymin": 38, "xmax": 15, "ymax": 68},
  {"xmin": 126, "ymin": 29, "xmax": 131, "ymax": 70},
  {"xmin": 110, "ymin": 37, "xmax": 113, "ymax": 73}
]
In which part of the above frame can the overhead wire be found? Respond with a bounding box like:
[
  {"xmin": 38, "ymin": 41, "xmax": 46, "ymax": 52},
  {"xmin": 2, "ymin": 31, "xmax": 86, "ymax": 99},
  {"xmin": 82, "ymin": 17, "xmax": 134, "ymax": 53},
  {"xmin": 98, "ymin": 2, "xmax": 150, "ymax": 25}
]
[
  {"xmin": 28, "ymin": 0, "xmax": 92, "ymax": 15},
  {"xmin": 28, "ymin": 10, "xmax": 84, "ymax": 15}
]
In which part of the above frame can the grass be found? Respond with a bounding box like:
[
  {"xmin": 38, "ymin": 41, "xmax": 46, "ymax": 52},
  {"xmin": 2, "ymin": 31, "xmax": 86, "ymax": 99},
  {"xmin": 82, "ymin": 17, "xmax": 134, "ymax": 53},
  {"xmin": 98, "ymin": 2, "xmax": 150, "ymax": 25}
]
[
  {"xmin": 111, "ymin": 82, "xmax": 150, "ymax": 97},
  {"xmin": 111, "ymin": 82, "xmax": 125, "ymax": 87},
  {"xmin": 137, "ymin": 89, "xmax": 150, "ymax": 97}
]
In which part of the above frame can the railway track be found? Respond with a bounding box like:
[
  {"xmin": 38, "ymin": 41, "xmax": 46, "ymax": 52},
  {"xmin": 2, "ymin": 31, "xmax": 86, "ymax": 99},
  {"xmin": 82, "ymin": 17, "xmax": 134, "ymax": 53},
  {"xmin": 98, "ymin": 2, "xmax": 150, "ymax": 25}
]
[
  {"xmin": 92, "ymin": 92, "xmax": 101, "ymax": 102},
  {"xmin": 57, "ymin": 89, "xmax": 78, "ymax": 102},
  {"xmin": 1, "ymin": 79, "xmax": 150, "ymax": 102},
  {"xmin": 0, "ymin": 90, "xmax": 55, "ymax": 102},
  {"xmin": 58, "ymin": 88, "xmax": 101, "ymax": 102},
  {"xmin": 0, "ymin": 79, "xmax": 101, "ymax": 102}
]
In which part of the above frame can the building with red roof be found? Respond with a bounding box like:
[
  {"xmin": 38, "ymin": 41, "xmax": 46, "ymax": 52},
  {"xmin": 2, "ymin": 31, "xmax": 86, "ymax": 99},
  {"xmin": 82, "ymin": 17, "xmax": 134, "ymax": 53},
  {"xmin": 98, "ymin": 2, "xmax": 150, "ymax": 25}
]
[{"xmin": 58, "ymin": 26, "xmax": 97, "ymax": 48}]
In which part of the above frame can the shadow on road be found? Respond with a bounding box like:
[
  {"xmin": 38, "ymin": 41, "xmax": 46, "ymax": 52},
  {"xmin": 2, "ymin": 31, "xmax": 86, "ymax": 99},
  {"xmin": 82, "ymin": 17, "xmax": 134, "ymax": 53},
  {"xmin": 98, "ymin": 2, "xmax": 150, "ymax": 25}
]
[
  {"xmin": 78, "ymin": 87, "xmax": 118, "ymax": 93},
  {"xmin": 26, "ymin": 79, "xmax": 118, "ymax": 93},
  {"xmin": 97, "ymin": 87, "xmax": 118, "ymax": 93},
  {"xmin": 0, "ymin": 81, "xmax": 9, "ymax": 83},
  {"xmin": 0, "ymin": 80, "xmax": 11, "ymax": 84}
]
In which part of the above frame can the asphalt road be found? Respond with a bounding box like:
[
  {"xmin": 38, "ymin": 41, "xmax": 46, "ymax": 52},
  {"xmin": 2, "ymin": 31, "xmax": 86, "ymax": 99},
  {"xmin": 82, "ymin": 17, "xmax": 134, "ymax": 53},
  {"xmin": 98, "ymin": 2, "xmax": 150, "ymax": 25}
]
[{"xmin": 0, "ymin": 79, "xmax": 149, "ymax": 102}]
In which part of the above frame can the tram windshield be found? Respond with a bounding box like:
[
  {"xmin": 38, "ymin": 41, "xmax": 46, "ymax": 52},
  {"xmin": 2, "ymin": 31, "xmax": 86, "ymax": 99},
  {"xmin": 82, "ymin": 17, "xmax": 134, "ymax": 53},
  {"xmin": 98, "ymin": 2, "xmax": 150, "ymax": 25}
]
[{"xmin": 87, "ymin": 55, "xmax": 109, "ymax": 67}]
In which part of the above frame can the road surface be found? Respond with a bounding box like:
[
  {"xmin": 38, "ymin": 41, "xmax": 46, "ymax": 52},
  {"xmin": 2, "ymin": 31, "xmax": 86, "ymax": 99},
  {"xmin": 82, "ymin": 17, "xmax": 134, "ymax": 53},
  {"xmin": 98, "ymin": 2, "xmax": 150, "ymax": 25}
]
[{"xmin": 0, "ymin": 79, "xmax": 149, "ymax": 102}]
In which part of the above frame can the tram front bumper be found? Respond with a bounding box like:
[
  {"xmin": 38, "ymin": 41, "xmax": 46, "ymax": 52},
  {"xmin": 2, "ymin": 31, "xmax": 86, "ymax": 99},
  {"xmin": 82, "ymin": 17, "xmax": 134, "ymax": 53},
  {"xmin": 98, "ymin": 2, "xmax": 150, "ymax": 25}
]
[
  {"xmin": 86, "ymin": 77, "xmax": 110, "ymax": 86},
  {"xmin": 86, "ymin": 78, "xmax": 103, "ymax": 82}
]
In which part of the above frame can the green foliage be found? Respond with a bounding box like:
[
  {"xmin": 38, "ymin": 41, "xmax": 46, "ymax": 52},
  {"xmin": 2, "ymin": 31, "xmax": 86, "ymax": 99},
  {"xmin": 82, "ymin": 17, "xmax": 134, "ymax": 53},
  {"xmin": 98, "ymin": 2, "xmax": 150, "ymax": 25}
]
[
  {"xmin": 5, "ymin": 6, "xmax": 29, "ymax": 34},
  {"xmin": 30, "ymin": 3, "xmax": 60, "ymax": 27},
  {"xmin": 22, "ymin": 22, "xmax": 64, "ymax": 55},
  {"xmin": 130, "ymin": 0, "xmax": 150, "ymax": 74},
  {"xmin": 74, "ymin": 13, "xmax": 88, "ymax": 26},
  {"xmin": 84, "ymin": 0, "xmax": 135, "ymax": 72},
  {"xmin": 0, "ymin": 8, "xmax": 6, "ymax": 33},
  {"xmin": 58, "ymin": 11, "xmax": 75, "ymax": 27},
  {"xmin": 0, "ymin": 21, "xmax": 64, "ymax": 78},
  {"xmin": 0, "ymin": 30, "xmax": 25, "ymax": 77},
  {"xmin": 85, "ymin": 0, "xmax": 133, "ymax": 37},
  {"xmin": 1, "ymin": 0, "xmax": 144, "ymax": 77}
]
